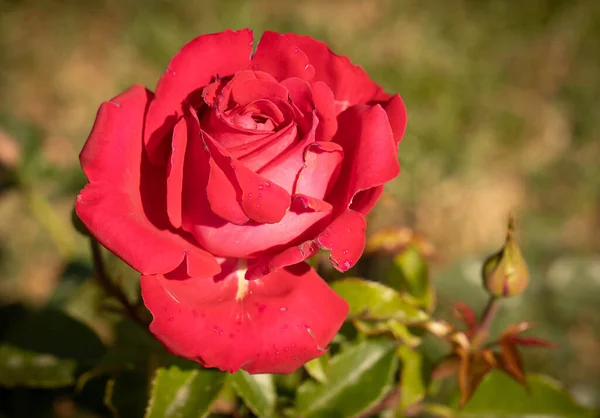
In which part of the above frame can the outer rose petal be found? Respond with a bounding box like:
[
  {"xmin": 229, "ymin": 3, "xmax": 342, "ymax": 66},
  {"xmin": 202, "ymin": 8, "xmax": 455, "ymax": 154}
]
[
  {"xmin": 272, "ymin": 33, "xmax": 390, "ymax": 112},
  {"xmin": 76, "ymin": 85, "xmax": 220, "ymax": 277},
  {"xmin": 144, "ymin": 29, "xmax": 254, "ymax": 163},
  {"xmin": 381, "ymin": 94, "xmax": 407, "ymax": 146},
  {"xmin": 349, "ymin": 186, "xmax": 384, "ymax": 216},
  {"xmin": 141, "ymin": 262, "xmax": 348, "ymax": 374}
]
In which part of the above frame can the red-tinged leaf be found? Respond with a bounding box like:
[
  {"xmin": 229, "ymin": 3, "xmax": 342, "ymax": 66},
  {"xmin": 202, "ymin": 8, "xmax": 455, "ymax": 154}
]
[
  {"xmin": 499, "ymin": 339, "xmax": 527, "ymax": 386},
  {"xmin": 453, "ymin": 303, "xmax": 478, "ymax": 332},
  {"xmin": 512, "ymin": 336, "xmax": 557, "ymax": 348},
  {"xmin": 467, "ymin": 352, "xmax": 495, "ymax": 407},
  {"xmin": 431, "ymin": 355, "xmax": 460, "ymax": 380},
  {"xmin": 456, "ymin": 349, "xmax": 499, "ymax": 408},
  {"xmin": 501, "ymin": 321, "xmax": 533, "ymax": 337}
]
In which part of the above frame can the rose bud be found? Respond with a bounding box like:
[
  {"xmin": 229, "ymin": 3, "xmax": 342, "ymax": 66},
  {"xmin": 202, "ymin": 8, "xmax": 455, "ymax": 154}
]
[
  {"xmin": 76, "ymin": 29, "xmax": 406, "ymax": 373},
  {"xmin": 482, "ymin": 217, "xmax": 529, "ymax": 298}
]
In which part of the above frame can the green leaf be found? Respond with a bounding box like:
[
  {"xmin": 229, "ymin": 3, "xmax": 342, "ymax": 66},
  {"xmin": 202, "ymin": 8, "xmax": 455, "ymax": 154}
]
[
  {"xmin": 3, "ymin": 309, "xmax": 105, "ymax": 370},
  {"xmin": 332, "ymin": 278, "xmax": 428, "ymax": 323},
  {"xmin": 456, "ymin": 371, "xmax": 594, "ymax": 417},
  {"xmin": 145, "ymin": 366, "xmax": 226, "ymax": 418},
  {"xmin": 397, "ymin": 346, "xmax": 425, "ymax": 411},
  {"xmin": 390, "ymin": 246, "xmax": 435, "ymax": 312},
  {"xmin": 354, "ymin": 319, "xmax": 421, "ymax": 347},
  {"xmin": 304, "ymin": 353, "xmax": 329, "ymax": 384},
  {"xmin": 0, "ymin": 344, "xmax": 76, "ymax": 388},
  {"xmin": 230, "ymin": 371, "xmax": 276, "ymax": 418},
  {"xmin": 105, "ymin": 371, "xmax": 149, "ymax": 418},
  {"xmin": 296, "ymin": 340, "xmax": 399, "ymax": 418},
  {"xmin": 77, "ymin": 320, "xmax": 165, "ymax": 391}
]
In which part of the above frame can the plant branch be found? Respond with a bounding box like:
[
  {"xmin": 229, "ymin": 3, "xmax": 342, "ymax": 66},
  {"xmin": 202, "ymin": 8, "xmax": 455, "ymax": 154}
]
[{"xmin": 89, "ymin": 238, "xmax": 149, "ymax": 328}]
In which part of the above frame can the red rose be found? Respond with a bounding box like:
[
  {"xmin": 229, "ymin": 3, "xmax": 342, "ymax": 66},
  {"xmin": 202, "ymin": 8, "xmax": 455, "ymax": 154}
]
[{"xmin": 76, "ymin": 29, "xmax": 406, "ymax": 374}]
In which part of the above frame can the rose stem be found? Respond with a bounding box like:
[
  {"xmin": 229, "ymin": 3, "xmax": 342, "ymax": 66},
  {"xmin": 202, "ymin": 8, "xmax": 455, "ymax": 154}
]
[{"xmin": 470, "ymin": 296, "xmax": 501, "ymax": 349}]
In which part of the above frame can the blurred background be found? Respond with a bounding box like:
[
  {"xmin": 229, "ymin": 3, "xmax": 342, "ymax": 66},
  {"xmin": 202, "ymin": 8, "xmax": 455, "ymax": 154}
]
[{"xmin": 0, "ymin": 0, "xmax": 599, "ymax": 413}]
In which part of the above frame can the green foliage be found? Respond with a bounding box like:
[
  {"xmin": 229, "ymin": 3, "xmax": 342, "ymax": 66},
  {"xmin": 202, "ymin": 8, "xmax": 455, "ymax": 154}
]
[
  {"xmin": 296, "ymin": 340, "xmax": 398, "ymax": 418},
  {"xmin": 397, "ymin": 345, "xmax": 426, "ymax": 411},
  {"xmin": 332, "ymin": 278, "xmax": 428, "ymax": 323},
  {"xmin": 105, "ymin": 371, "xmax": 149, "ymax": 418},
  {"xmin": 0, "ymin": 344, "xmax": 76, "ymax": 388},
  {"xmin": 390, "ymin": 246, "xmax": 435, "ymax": 312},
  {"xmin": 455, "ymin": 371, "xmax": 594, "ymax": 417},
  {"xmin": 230, "ymin": 371, "xmax": 277, "ymax": 418},
  {"xmin": 145, "ymin": 366, "xmax": 226, "ymax": 418},
  {"xmin": 2, "ymin": 309, "xmax": 105, "ymax": 370},
  {"xmin": 304, "ymin": 352, "xmax": 329, "ymax": 384}
]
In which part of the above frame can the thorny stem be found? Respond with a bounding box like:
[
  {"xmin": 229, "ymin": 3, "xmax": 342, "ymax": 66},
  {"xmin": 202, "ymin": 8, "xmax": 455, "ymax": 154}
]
[
  {"xmin": 89, "ymin": 238, "xmax": 149, "ymax": 328},
  {"xmin": 470, "ymin": 296, "xmax": 501, "ymax": 349}
]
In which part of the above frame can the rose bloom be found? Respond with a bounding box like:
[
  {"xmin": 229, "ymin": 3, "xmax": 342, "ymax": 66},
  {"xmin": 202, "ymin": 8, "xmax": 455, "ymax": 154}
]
[{"xmin": 76, "ymin": 29, "xmax": 406, "ymax": 374}]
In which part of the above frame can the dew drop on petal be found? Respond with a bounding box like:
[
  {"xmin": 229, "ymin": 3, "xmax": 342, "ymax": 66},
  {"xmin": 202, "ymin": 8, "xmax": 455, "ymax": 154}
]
[{"xmin": 169, "ymin": 317, "xmax": 174, "ymax": 322}]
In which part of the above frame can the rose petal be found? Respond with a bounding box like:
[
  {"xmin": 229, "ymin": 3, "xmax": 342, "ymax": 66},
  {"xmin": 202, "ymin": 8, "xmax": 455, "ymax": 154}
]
[
  {"xmin": 236, "ymin": 124, "xmax": 299, "ymax": 172},
  {"xmin": 295, "ymin": 141, "xmax": 343, "ymax": 200},
  {"xmin": 204, "ymin": 70, "xmax": 280, "ymax": 113},
  {"xmin": 348, "ymin": 186, "xmax": 384, "ymax": 216},
  {"xmin": 381, "ymin": 94, "xmax": 407, "ymax": 146},
  {"xmin": 231, "ymin": 78, "xmax": 289, "ymax": 106},
  {"xmin": 144, "ymin": 29, "xmax": 254, "ymax": 164},
  {"xmin": 166, "ymin": 116, "xmax": 188, "ymax": 228},
  {"xmin": 270, "ymin": 33, "xmax": 390, "ymax": 112},
  {"xmin": 77, "ymin": 85, "xmax": 220, "ymax": 277},
  {"xmin": 184, "ymin": 197, "xmax": 332, "ymax": 259},
  {"xmin": 251, "ymin": 31, "xmax": 316, "ymax": 82},
  {"xmin": 329, "ymin": 104, "xmax": 399, "ymax": 211},
  {"xmin": 201, "ymin": 134, "xmax": 291, "ymax": 224},
  {"xmin": 315, "ymin": 209, "xmax": 366, "ymax": 272},
  {"xmin": 281, "ymin": 77, "xmax": 315, "ymax": 115},
  {"xmin": 258, "ymin": 111, "xmax": 319, "ymax": 193},
  {"xmin": 180, "ymin": 111, "xmax": 249, "ymax": 226},
  {"xmin": 245, "ymin": 241, "xmax": 319, "ymax": 280},
  {"xmin": 312, "ymin": 81, "xmax": 338, "ymax": 141},
  {"xmin": 141, "ymin": 261, "xmax": 348, "ymax": 374},
  {"xmin": 280, "ymin": 77, "xmax": 316, "ymax": 134}
]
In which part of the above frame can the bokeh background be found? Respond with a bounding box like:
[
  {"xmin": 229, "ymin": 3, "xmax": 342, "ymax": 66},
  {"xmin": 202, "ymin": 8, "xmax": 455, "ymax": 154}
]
[{"xmin": 1, "ymin": 0, "xmax": 599, "ymax": 413}]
